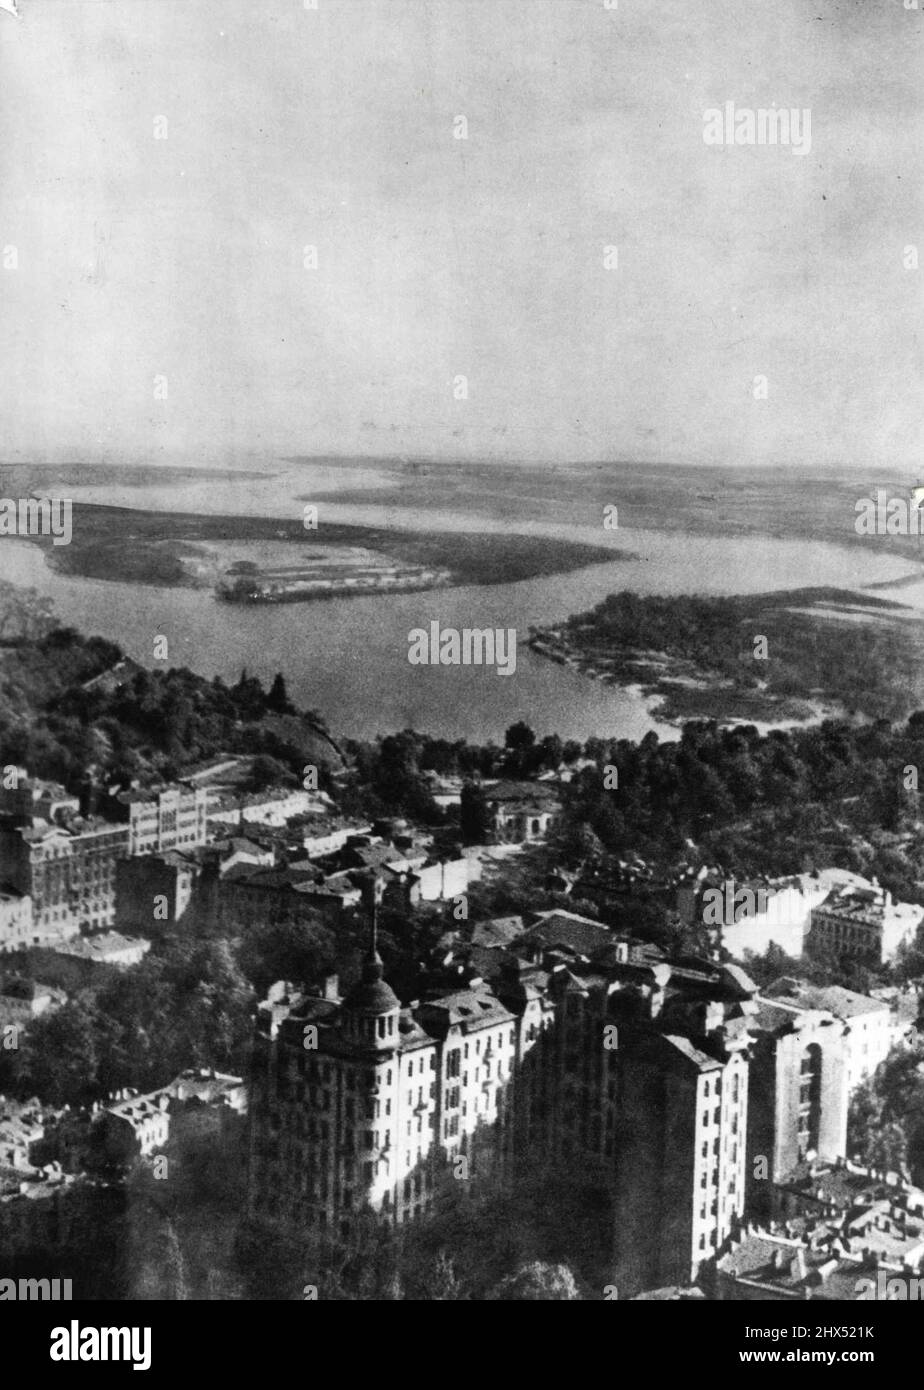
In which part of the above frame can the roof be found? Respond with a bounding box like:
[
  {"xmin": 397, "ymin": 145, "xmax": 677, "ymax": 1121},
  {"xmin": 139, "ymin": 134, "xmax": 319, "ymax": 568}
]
[
  {"xmin": 418, "ymin": 988, "xmax": 514, "ymax": 1032},
  {"xmin": 750, "ymin": 997, "xmax": 838, "ymax": 1035},
  {"xmin": 166, "ymin": 1069, "xmax": 244, "ymax": 1104},
  {"xmin": 471, "ymin": 916, "xmax": 524, "ymax": 948},
  {"xmin": 660, "ymin": 1034, "xmax": 724, "ymax": 1072},
  {"xmin": 484, "ymin": 781, "xmax": 561, "ymax": 805},
  {"xmin": 0, "ymin": 977, "xmax": 65, "ymax": 1004},
  {"xmin": 53, "ymin": 932, "xmax": 149, "ymax": 961},
  {"xmin": 342, "ymin": 953, "xmax": 400, "ymax": 1016},
  {"xmin": 520, "ymin": 911, "xmax": 614, "ymax": 960},
  {"xmin": 764, "ymin": 978, "xmax": 887, "ymax": 1019}
]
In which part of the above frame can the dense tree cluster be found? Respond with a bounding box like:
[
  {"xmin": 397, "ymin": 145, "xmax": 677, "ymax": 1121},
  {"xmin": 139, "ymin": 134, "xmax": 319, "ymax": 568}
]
[
  {"xmin": 557, "ymin": 716, "xmax": 924, "ymax": 905},
  {"xmin": 0, "ymin": 941, "xmax": 253, "ymax": 1104},
  {"xmin": 848, "ymin": 1045, "xmax": 924, "ymax": 1185},
  {"xmin": 0, "ymin": 621, "xmax": 336, "ymax": 790},
  {"xmin": 553, "ymin": 589, "xmax": 924, "ymax": 722}
]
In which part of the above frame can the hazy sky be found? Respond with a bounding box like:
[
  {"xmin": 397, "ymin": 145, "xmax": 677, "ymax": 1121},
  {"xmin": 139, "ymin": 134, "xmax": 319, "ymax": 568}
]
[{"xmin": 1, "ymin": 0, "xmax": 922, "ymax": 470}]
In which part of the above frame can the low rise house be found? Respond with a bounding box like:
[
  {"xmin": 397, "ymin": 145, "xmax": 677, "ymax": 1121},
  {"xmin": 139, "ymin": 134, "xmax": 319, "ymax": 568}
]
[
  {"xmin": 382, "ymin": 855, "xmax": 471, "ymax": 910},
  {"xmin": 51, "ymin": 931, "xmax": 150, "ymax": 968},
  {"xmin": 0, "ymin": 977, "xmax": 66, "ymax": 1029},
  {"xmin": 718, "ymin": 1169, "xmax": 924, "ymax": 1300},
  {"xmin": 207, "ymin": 786, "xmax": 326, "ymax": 830},
  {"xmin": 96, "ymin": 1089, "xmax": 171, "ymax": 1163},
  {"xmin": 482, "ymin": 781, "xmax": 561, "ymax": 844}
]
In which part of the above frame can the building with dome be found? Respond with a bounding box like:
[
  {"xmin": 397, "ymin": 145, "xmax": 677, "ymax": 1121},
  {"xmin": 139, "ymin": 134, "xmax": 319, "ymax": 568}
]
[{"xmin": 247, "ymin": 916, "xmax": 517, "ymax": 1239}]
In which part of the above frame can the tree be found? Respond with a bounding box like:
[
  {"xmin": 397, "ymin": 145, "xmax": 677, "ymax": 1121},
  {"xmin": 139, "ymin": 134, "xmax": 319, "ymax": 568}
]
[
  {"xmin": 460, "ymin": 782, "xmax": 492, "ymax": 846},
  {"xmin": 557, "ymin": 821, "xmax": 604, "ymax": 869},
  {"xmin": 236, "ymin": 918, "xmax": 336, "ymax": 995},
  {"xmin": 427, "ymin": 1250, "xmax": 467, "ymax": 1301},
  {"xmin": 247, "ymin": 754, "xmax": 294, "ymax": 791},
  {"xmin": 505, "ymin": 721, "xmax": 535, "ymax": 752},
  {"xmin": 266, "ymin": 672, "xmax": 294, "ymax": 715},
  {"xmin": 487, "ymin": 1261, "xmax": 582, "ymax": 1300},
  {"xmin": 0, "ymin": 582, "xmax": 57, "ymax": 644}
]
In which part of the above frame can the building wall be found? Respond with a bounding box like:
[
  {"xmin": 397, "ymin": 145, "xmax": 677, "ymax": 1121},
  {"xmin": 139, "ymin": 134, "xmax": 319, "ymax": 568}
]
[
  {"xmin": 249, "ymin": 1000, "xmax": 515, "ymax": 1240},
  {"xmin": 115, "ymin": 856, "xmax": 198, "ymax": 936},
  {"xmin": 127, "ymin": 787, "xmax": 209, "ymax": 856},
  {"xmin": 720, "ymin": 884, "xmax": 815, "ymax": 959},
  {"xmin": 415, "ymin": 858, "xmax": 469, "ymax": 903},
  {"xmin": 0, "ymin": 824, "xmax": 128, "ymax": 938},
  {"xmin": 0, "ymin": 893, "xmax": 34, "ymax": 953},
  {"xmin": 746, "ymin": 1016, "xmax": 848, "ymax": 1221}
]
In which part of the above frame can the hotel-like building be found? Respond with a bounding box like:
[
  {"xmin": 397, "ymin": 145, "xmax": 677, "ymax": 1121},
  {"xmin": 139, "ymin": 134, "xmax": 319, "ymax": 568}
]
[
  {"xmin": 248, "ymin": 914, "xmax": 774, "ymax": 1293},
  {"xmin": 248, "ymin": 935, "xmax": 516, "ymax": 1240}
]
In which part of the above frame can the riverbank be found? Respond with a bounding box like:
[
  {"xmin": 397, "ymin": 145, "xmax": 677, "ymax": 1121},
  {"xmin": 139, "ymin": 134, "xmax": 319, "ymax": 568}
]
[{"xmin": 528, "ymin": 587, "xmax": 924, "ymax": 726}]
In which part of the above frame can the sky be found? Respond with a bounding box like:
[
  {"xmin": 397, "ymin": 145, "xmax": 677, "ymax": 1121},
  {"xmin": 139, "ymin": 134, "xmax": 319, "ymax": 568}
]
[{"xmin": 0, "ymin": 0, "xmax": 922, "ymax": 471}]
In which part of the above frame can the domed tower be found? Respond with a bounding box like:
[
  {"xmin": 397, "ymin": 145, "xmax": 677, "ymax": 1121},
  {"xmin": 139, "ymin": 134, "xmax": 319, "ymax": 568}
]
[{"xmin": 342, "ymin": 903, "xmax": 401, "ymax": 1049}]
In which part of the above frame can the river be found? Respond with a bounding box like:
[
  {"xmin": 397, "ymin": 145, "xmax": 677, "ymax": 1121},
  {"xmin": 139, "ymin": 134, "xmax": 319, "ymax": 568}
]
[{"xmin": 0, "ymin": 502, "xmax": 915, "ymax": 743}]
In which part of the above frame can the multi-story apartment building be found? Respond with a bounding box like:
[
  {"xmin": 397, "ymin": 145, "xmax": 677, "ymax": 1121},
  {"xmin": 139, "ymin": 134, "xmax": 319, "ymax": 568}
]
[
  {"xmin": 761, "ymin": 978, "xmax": 900, "ymax": 1095},
  {"xmin": 0, "ymin": 818, "xmax": 130, "ymax": 938},
  {"xmin": 111, "ymin": 785, "xmax": 209, "ymax": 856},
  {"xmin": 745, "ymin": 993, "xmax": 848, "ymax": 1220},
  {"xmin": 249, "ymin": 914, "xmax": 761, "ymax": 1294},
  {"xmin": 807, "ymin": 881, "xmax": 923, "ymax": 966},
  {"xmin": 249, "ymin": 945, "xmax": 516, "ymax": 1240}
]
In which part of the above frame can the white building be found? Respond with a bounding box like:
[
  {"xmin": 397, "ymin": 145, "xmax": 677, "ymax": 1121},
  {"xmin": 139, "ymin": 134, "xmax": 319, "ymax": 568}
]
[
  {"xmin": 249, "ymin": 955, "xmax": 516, "ymax": 1236},
  {"xmin": 0, "ymin": 888, "xmax": 34, "ymax": 953},
  {"xmin": 116, "ymin": 785, "xmax": 209, "ymax": 857},
  {"xmin": 808, "ymin": 880, "xmax": 924, "ymax": 967}
]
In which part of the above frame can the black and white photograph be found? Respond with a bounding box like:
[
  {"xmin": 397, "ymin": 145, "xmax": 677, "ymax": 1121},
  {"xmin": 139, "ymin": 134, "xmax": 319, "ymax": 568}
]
[{"xmin": 0, "ymin": 0, "xmax": 923, "ymax": 1350}]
